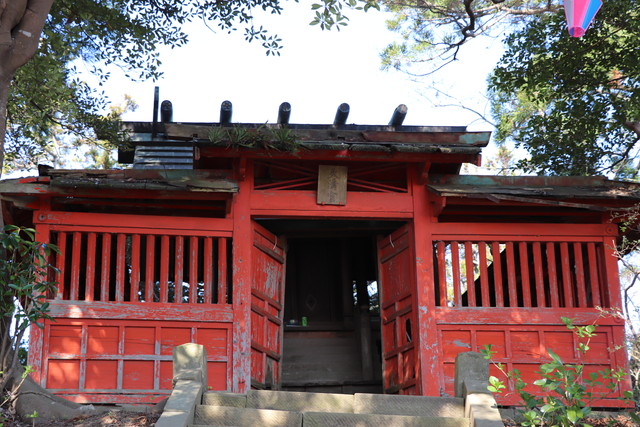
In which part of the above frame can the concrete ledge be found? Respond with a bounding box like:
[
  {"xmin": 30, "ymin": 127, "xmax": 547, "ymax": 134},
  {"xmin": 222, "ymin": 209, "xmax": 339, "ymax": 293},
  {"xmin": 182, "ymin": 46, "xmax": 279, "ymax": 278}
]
[
  {"xmin": 195, "ymin": 405, "xmax": 302, "ymax": 427},
  {"xmin": 156, "ymin": 379, "xmax": 205, "ymax": 427},
  {"xmin": 355, "ymin": 393, "xmax": 464, "ymax": 418},
  {"xmin": 465, "ymin": 393, "xmax": 503, "ymax": 427},
  {"xmin": 155, "ymin": 409, "xmax": 194, "ymax": 427},
  {"xmin": 303, "ymin": 411, "xmax": 469, "ymax": 427},
  {"xmin": 202, "ymin": 391, "xmax": 248, "ymax": 407},
  {"xmin": 248, "ymin": 389, "xmax": 354, "ymax": 413}
]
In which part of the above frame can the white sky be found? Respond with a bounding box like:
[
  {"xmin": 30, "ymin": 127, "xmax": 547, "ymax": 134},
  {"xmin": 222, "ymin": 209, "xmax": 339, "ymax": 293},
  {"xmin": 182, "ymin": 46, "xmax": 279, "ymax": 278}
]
[{"xmin": 98, "ymin": 2, "xmax": 503, "ymax": 130}]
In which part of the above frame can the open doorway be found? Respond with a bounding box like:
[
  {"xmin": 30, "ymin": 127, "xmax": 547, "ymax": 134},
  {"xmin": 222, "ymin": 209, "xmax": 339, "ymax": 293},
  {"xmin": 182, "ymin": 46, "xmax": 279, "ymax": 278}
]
[{"xmin": 256, "ymin": 219, "xmax": 404, "ymax": 394}]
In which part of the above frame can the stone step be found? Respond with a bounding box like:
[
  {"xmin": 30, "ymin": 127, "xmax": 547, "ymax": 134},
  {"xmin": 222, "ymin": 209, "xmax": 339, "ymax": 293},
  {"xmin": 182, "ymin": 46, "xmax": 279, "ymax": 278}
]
[
  {"xmin": 246, "ymin": 389, "xmax": 354, "ymax": 413},
  {"xmin": 194, "ymin": 405, "xmax": 302, "ymax": 427},
  {"xmin": 202, "ymin": 392, "xmax": 247, "ymax": 408},
  {"xmin": 354, "ymin": 393, "xmax": 464, "ymax": 418},
  {"xmin": 303, "ymin": 412, "xmax": 470, "ymax": 427}
]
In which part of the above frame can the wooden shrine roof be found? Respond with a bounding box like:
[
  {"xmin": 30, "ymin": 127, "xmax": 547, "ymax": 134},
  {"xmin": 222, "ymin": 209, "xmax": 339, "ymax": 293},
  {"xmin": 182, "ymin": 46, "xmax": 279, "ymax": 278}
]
[
  {"xmin": 429, "ymin": 175, "xmax": 640, "ymax": 211},
  {"xmin": 0, "ymin": 169, "xmax": 237, "ymax": 200},
  {"xmin": 119, "ymin": 121, "xmax": 492, "ymax": 164}
]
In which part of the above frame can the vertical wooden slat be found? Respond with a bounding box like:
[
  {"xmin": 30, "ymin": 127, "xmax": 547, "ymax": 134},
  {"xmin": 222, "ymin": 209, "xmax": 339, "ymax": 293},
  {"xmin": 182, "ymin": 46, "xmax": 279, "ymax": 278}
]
[
  {"xmin": 175, "ymin": 236, "xmax": 184, "ymax": 303},
  {"xmin": 436, "ymin": 241, "xmax": 447, "ymax": 306},
  {"xmin": 145, "ymin": 235, "xmax": 155, "ymax": 303},
  {"xmin": 70, "ymin": 232, "xmax": 82, "ymax": 300},
  {"xmin": 79, "ymin": 325, "xmax": 88, "ymax": 390},
  {"xmin": 546, "ymin": 242, "xmax": 560, "ymax": 307},
  {"xmin": 85, "ymin": 232, "xmax": 96, "ymax": 301},
  {"xmin": 117, "ymin": 325, "xmax": 125, "ymax": 391},
  {"xmin": 160, "ymin": 235, "xmax": 169, "ymax": 303},
  {"xmin": 560, "ymin": 242, "xmax": 574, "ymax": 307},
  {"xmin": 218, "ymin": 238, "xmax": 228, "ymax": 304},
  {"xmin": 532, "ymin": 242, "xmax": 545, "ymax": 307},
  {"xmin": 506, "ymin": 242, "xmax": 517, "ymax": 307},
  {"xmin": 154, "ymin": 326, "xmax": 161, "ymax": 391},
  {"xmin": 587, "ymin": 242, "xmax": 601, "ymax": 307},
  {"xmin": 574, "ymin": 243, "xmax": 587, "ymax": 307},
  {"xmin": 130, "ymin": 234, "xmax": 141, "ymax": 302},
  {"xmin": 203, "ymin": 237, "xmax": 213, "ymax": 304},
  {"xmin": 451, "ymin": 242, "xmax": 462, "ymax": 307},
  {"xmin": 55, "ymin": 232, "xmax": 67, "ymax": 299},
  {"xmin": 464, "ymin": 241, "xmax": 476, "ymax": 307},
  {"xmin": 602, "ymin": 237, "xmax": 622, "ymax": 308},
  {"xmin": 478, "ymin": 242, "xmax": 490, "ymax": 307},
  {"xmin": 190, "ymin": 237, "xmax": 199, "ymax": 304},
  {"xmin": 491, "ymin": 242, "xmax": 503, "ymax": 307},
  {"xmin": 519, "ymin": 242, "xmax": 532, "ymax": 307},
  {"xmin": 100, "ymin": 233, "xmax": 112, "ymax": 302},
  {"xmin": 116, "ymin": 234, "xmax": 126, "ymax": 302}
]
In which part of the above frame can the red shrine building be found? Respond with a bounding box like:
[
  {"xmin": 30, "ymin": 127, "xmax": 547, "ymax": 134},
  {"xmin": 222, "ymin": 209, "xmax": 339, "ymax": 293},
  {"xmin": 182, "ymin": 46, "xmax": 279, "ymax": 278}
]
[{"xmin": 0, "ymin": 100, "xmax": 637, "ymax": 406}]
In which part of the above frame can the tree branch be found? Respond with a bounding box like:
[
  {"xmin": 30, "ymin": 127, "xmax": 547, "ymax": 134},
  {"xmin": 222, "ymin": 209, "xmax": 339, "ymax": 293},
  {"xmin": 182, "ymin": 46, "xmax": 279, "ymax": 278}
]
[
  {"xmin": 3, "ymin": 0, "xmax": 54, "ymax": 74},
  {"xmin": 0, "ymin": 0, "xmax": 26, "ymax": 46}
]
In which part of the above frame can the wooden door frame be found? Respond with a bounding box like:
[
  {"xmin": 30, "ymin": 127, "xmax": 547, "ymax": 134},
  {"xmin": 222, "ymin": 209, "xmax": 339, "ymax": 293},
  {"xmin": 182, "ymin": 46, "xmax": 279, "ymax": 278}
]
[{"xmin": 232, "ymin": 162, "xmax": 438, "ymax": 395}]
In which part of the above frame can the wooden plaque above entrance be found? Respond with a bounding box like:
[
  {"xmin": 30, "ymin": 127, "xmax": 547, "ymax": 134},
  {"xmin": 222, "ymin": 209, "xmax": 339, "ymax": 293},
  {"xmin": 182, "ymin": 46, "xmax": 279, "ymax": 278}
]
[{"xmin": 317, "ymin": 165, "xmax": 347, "ymax": 206}]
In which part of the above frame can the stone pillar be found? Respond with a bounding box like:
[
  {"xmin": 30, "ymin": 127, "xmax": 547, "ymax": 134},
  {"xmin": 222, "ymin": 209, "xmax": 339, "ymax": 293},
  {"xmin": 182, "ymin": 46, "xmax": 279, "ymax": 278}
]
[
  {"xmin": 454, "ymin": 351, "xmax": 489, "ymax": 398},
  {"xmin": 173, "ymin": 342, "xmax": 208, "ymax": 388},
  {"xmin": 156, "ymin": 343, "xmax": 208, "ymax": 427},
  {"xmin": 454, "ymin": 351, "xmax": 503, "ymax": 427}
]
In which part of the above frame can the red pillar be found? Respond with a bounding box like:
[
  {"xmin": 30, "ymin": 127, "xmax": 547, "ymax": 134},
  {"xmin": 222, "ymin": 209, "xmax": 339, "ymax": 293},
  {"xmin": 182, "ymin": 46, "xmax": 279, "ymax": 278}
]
[
  {"xmin": 231, "ymin": 158, "xmax": 253, "ymax": 393},
  {"xmin": 410, "ymin": 166, "xmax": 441, "ymax": 396}
]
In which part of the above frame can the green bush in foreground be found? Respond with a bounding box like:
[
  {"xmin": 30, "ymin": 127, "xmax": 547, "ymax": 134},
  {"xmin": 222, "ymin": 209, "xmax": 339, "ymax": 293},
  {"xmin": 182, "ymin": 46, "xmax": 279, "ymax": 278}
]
[{"xmin": 481, "ymin": 316, "xmax": 639, "ymax": 426}]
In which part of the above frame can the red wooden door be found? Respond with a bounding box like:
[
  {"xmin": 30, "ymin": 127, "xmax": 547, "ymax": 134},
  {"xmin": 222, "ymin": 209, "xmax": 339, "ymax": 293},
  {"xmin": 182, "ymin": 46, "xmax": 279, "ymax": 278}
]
[
  {"xmin": 377, "ymin": 223, "xmax": 421, "ymax": 395},
  {"xmin": 250, "ymin": 222, "xmax": 286, "ymax": 390}
]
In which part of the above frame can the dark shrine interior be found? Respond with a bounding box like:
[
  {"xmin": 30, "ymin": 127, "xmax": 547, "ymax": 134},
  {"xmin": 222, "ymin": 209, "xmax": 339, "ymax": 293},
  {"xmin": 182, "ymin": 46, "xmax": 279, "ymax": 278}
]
[{"xmin": 257, "ymin": 219, "xmax": 404, "ymax": 393}]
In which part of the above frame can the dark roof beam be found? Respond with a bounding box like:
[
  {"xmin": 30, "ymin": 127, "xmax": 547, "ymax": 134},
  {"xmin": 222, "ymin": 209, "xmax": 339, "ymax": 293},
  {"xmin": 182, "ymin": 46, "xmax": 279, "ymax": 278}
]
[
  {"xmin": 161, "ymin": 100, "xmax": 173, "ymax": 123},
  {"xmin": 334, "ymin": 103, "xmax": 350, "ymax": 126},
  {"xmin": 389, "ymin": 104, "xmax": 408, "ymax": 127},
  {"xmin": 152, "ymin": 86, "xmax": 160, "ymax": 138},
  {"xmin": 278, "ymin": 102, "xmax": 291, "ymax": 125},
  {"xmin": 220, "ymin": 100, "xmax": 233, "ymax": 124}
]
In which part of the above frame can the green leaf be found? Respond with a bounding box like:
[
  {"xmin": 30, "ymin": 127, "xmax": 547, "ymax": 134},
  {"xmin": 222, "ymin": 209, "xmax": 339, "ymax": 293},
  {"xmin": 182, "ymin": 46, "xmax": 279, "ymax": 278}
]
[{"xmin": 547, "ymin": 349, "xmax": 562, "ymax": 364}]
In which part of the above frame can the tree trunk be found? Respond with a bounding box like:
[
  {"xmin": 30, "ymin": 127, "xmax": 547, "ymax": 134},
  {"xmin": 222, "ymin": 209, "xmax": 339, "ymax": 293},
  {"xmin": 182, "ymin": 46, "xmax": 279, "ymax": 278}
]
[
  {"xmin": 0, "ymin": 72, "xmax": 9, "ymax": 176},
  {"xmin": 0, "ymin": 0, "xmax": 56, "ymax": 176}
]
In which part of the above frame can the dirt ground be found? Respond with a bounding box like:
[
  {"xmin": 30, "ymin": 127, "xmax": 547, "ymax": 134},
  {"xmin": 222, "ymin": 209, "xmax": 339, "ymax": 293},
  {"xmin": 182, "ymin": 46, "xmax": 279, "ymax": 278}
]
[
  {"xmin": 1, "ymin": 406, "xmax": 637, "ymax": 426},
  {"xmin": 1, "ymin": 408, "xmax": 160, "ymax": 426},
  {"xmin": 502, "ymin": 414, "xmax": 637, "ymax": 426}
]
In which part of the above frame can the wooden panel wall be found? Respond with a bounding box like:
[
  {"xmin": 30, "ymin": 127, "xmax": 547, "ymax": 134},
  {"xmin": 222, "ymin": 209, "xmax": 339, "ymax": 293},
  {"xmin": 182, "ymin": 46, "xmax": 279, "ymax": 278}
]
[
  {"xmin": 40, "ymin": 317, "xmax": 233, "ymax": 403},
  {"xmin": 31, "ymin": 211, "xmax": 235, "ymax": 403},
  {"xmin": 429, "ymin": 222, "xmax": 629, "ymax": 406},
  {"xmin": 437, "ymin": 313, "xmax": 628, "ymax": 406}
]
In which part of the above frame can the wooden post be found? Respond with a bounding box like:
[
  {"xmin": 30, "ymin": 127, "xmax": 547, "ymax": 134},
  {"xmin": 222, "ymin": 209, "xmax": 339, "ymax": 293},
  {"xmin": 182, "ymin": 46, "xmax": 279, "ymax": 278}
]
[
  {"xmin": 603, "ymin": 234, "xmax": 622, "ymax": 309},
  {"xmin": 412, "ymin": 165, "xmax": 439, "ymax": 396},
  {"xmin": 340, "ymin": 239, "xmax": 354, "ymax": 325},
  {"xmin": 232, "ymin": 157, "xmax": 253, "ymax": 393},
  {"xmin": 30, "ymin": 216, "xmax": 51, "ymax": 385}
]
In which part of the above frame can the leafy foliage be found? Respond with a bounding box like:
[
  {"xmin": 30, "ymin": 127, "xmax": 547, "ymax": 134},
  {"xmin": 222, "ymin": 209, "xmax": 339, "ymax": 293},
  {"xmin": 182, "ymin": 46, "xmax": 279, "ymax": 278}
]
[
  {"xmin": 0, "ymin": 226, "xmax": 58, "ymax": 392},
  {"xmin": 489, "ymin": 0, "xmax": 640, "ymax": 177},
  {"xmin": 310, "ymin": 0, "xmax": 379, "ymax": 30},
  {"xmin": 3, "ymin": 0, "xmax": 374, "ymax": 172},
  {"xmin": 5, "ymin": 0, "xmax": 284, "ymax": 171},
  {"xmin": 380, "ymin": 0, "xmax": 558, "ymax": 75},
  {"xmin": 379, "ymin": 0, "xmax": 640, "ymax": 178},
  {"xmin": 208, "ymin": 125, "xmax": 300, "ymax": 151},
  {"xmin": 481, "ymin": 315, "xmax": 638, "ymax": 426}
]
